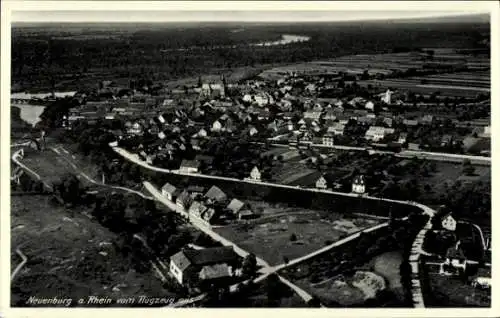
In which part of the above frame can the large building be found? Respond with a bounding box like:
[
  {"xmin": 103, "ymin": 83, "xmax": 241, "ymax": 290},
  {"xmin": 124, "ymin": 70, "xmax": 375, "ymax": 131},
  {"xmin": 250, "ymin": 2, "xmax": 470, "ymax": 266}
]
[{"xmin": 169, "ymin": 247, "xmax": 241, "ymax": 287}]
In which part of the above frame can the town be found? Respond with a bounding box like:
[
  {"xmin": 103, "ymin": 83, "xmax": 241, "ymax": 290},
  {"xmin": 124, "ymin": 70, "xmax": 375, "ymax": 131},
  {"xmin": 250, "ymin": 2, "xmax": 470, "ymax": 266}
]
[{"xmin": 9, "ymin": 12, "xmax": 491, "ymax": 309}]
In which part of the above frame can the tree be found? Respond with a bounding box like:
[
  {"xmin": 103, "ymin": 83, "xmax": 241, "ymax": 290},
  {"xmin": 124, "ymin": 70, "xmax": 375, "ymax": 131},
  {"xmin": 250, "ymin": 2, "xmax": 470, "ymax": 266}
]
[
  {"xmin": 54, "ymin": 173, "xmax": 84, "ymax": 206},
  {"xmin": 266, "ymin": 273, "xmax": 284, "ymax": 305},
  {"xmin": 289, "ymin": 233, "xmax": 298, "ymax": 242},
  {"xmin": 242, "ymin": 253, "xmax": 258, "ymax": 278}
]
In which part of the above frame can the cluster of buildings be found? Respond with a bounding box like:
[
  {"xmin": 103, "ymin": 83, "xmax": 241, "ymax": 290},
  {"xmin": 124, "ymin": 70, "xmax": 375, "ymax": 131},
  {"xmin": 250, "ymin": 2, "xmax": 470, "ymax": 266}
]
[{"xmin": 161, "ymin": 183, "xmax": 257, "ymax": 225}]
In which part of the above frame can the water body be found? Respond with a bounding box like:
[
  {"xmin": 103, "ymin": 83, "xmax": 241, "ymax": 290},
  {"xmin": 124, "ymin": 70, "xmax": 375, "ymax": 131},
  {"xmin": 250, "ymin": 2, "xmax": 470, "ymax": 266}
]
[
  {"xmin": 12, "ymin": 104, "xmax": 46, "ymax": 126},
  {"xmin": 252, "ymin": 34, "xmax": 311, "ymax": 47},
  {"xmin": 160, "ymin": 34, "xmax": 311, "ymax": 52},
  {"xmin": 11, "ymin": 91, "xmax": 77, "ymax": 99}
]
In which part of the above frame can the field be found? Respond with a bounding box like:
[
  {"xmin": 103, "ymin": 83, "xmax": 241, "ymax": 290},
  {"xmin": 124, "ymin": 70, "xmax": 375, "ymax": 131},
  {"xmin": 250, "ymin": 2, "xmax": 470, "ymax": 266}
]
[
  {"xmin": 214, "ymin": 202, "xmax": 382, "ymax": 265},
  {"xmin": 261, "ymin": 50, "xmax": 489, "ymax": 98},
  {"xmin": 11, "ymin": 195, "xmax": 170, "ymax": 307},
  {"xmin": 19, "ymin": 148, "xmax": 97, "ymax": 187}
]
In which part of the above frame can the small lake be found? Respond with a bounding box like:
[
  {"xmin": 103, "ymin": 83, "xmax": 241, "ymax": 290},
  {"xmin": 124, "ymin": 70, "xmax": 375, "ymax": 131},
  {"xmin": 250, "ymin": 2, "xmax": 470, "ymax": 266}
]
[{"xmin": 12, "ymin": 104, "xmax": 46, "ymax": 126}]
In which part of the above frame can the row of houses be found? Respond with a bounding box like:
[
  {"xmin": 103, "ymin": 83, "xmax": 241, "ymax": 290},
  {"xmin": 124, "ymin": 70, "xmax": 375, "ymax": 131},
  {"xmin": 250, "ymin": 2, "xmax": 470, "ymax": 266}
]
[{"xmin": 161, "ymin": 184, "xmax": 257, "ymax": 224}]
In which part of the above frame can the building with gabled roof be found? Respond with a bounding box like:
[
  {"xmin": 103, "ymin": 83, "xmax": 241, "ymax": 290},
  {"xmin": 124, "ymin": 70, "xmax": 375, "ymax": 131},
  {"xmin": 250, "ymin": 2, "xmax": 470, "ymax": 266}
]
[
  {"xmin": 205, "ymin": 185, "xmax": 227, "ymax": 203},
  {"xmin": 169, "ymin": 246, "xmax": 240, "ymax": 286}
]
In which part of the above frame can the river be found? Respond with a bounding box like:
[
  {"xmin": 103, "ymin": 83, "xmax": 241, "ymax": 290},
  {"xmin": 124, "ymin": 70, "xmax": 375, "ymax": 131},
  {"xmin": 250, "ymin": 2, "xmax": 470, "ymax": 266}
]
[
  {"xmin": 252, "ymin": 34, "xmax": 311, "ymax": 47},
  {"xmin": 12, "ymin": 104, "xmax": 46, "ymax": 126},
  {"xmin": 160, "ymin": 34, "xmax": 311, "ymax": 52}
]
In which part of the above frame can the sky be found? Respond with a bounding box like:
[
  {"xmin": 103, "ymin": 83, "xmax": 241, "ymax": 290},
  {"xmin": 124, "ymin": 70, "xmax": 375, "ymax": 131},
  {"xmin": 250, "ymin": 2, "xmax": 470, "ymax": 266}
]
[{"xmin": 11, "ymin": 10, "xmax": 489, "ymax": 23}]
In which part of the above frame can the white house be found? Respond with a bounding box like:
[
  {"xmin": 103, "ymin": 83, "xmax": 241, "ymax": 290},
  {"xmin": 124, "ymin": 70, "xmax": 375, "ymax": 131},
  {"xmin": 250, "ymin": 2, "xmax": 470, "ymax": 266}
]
[
  {"xmin": 158, "ymin": 131, "xmax": 166, "ymax": 140},
  {"xmin": 161, "ymin": 183, "xmax": 179, "ymax": 201},
  {"xmin": 365, "ymin": 101, "xmax": 375, "ymax": 111},
  {"xmin": 212, "ymin": 120, "xmax": 223, "ymax": 132},
  {"xmin": 352, "ymin": 175, "xmax": 366, "ymax": 194},
  {"xmin": 242, "ymin": 94, "xmax": 253, "ymax": 103},
  {"xmin": 472, "ymin": 277, "xmax": 491, "ymax": 289},
  {"xmin": 364, "ymin": 126, "xmax": 395, "ymax": 142},
  {"xmin": 480, "ymin": 126, "xmax": 491, "ymax": 138},
  {"xmin": 327, "ymin": 123, "xmax": 346, "ymax": 136},
  {"xmin": 250, "ymin": 166, "xmax": 261, "ymax": 181},
  {"xmin": 398, "ymin": 133, "xmax": 408, "ymax": 144},
  {"xmin": 322, "ymin": 133, "xmax": 334, "ymax": 146},
  {"xmin": 381, "ymin": 89, "xmax": 393, "ymax": 105},
  {"xmin": 179, "ymin": 160, "xmax": 200, "ymax": 174},
  {"xmin": 249, "ymin": 127, "xmax": 259, "ymax": 137},
  {"xmin": 197, "ymin": 128, "xmax": 208, "ymax": 138},
  {"xmin": 316, "ymin": 176, "xmax": 328, "ymax": 189}
]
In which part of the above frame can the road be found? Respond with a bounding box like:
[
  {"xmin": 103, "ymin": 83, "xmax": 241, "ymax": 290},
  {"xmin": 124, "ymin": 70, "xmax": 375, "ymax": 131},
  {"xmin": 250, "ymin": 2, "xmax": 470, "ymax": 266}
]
[
  {"xmin": 255, "ymin": 141, "xmax": 491, "ymax": 165},
  {"xmin": 143, "ymin": 181, "xmax": 322, "ymax": 306},
  {"xmin": 112, "ymin": 145, "xmax": 438, "ymax": 209},
  {"xmin": 116, "ymin": 144, "xmax": 438, "ymax": 308},
  {"xmin": 51, "ymin": 146, "xmax": 154, "ymax": 200},
  {"xmin": 11, "ymin": 248, "xmax": 28, "ymax": 281},
  {"xmin": 408, "ymin": 207, "xmax": 435, "ymax": 308},
  {"xmin": 11, "ymin": 149, "xmax": 53, "ymax": 190}
]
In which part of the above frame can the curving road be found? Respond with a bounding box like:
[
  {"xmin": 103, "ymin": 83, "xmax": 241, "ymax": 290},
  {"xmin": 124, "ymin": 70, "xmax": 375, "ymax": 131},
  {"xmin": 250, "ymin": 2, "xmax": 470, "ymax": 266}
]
[
  {"xmin": 11, "ymin": 248, "xmax": 28, "ymax": 281},
  {"xmin": 51, "ymin": 146, "xmax": 154, "ymax": 200},
  {"xmin": 117, "ymin": 144, "xmax": 437, "ymax": 308}
]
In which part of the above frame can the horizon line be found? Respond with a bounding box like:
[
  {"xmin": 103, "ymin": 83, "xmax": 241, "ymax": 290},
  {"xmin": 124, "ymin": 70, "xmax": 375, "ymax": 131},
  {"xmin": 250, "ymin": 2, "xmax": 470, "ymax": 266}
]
[{"xmin": 10, "ymin": 11, "xmax": 490, "ymax": 24}]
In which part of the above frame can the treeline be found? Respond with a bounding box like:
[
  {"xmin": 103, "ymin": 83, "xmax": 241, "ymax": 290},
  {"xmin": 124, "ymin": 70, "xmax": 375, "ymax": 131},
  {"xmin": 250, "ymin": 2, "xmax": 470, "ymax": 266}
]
[{"xmin": 12, "ymin": 21, "xmax": 489, "ymax": 87}]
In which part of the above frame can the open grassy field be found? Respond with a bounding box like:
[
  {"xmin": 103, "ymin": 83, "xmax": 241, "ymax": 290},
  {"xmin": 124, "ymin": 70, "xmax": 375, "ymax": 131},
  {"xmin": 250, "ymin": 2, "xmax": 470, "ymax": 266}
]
[
  {"xmin": 11, "ymin": 195, "xmax": 171, "ymax": 307},
  {"xmin": 214, "ymin": 204, "xmax": 381, "ymax": 265},
  {"xmin": 19, "ymin": 148, "xmax": 98, "ymax": 186}
]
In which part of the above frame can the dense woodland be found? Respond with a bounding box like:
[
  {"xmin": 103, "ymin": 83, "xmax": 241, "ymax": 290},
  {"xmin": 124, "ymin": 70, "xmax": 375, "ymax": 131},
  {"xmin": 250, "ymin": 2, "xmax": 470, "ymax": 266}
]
[{"xmin": 12, "ymin": 19, "xmax": 489, "ymax": 91}]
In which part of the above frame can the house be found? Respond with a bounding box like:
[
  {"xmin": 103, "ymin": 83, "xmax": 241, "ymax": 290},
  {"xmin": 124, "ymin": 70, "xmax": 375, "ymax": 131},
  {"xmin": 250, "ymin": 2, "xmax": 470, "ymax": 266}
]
[
  {"xmin": 365, "ymin": 126, "xmax": 395, "ymax": 142},
  {"xmin": 480, "ymin": 126, "xmax": 490, "ymax": 138},
  {"xmin": 189, "ymin": 201, "xmax": 208, "ymax": 219},
  {"xmin": 439, "ymin": 241, "xmax": 467, "ymax": 275},
  {"xmin": 176, "ymin": 190, "xmax": 194, "ymax": 213},
  {"xmin": 352, "ymin": 175, "xmax": 366, "ymax": 194},
  {"xmin": 226, "ymin": 199, "xmax": 246, "ymax": 215},
  {"xmin": 365, "ymin": 101, "xmax": 375, "ymax": 111},
  {"xmin": 408, "ymin": 143, "xmax": 420, "ymax": 151},
  {"xmin": 322, "ymin": 133, "xmax": 334, "ymax": 146},
  {"xmin": 249, "ymin": 126, "xmax": 259, "ymax": 137},
  {"xmin": 327, "ymin": 123, "xmax": 346, "ymax": 136},
  {"xmin": 472, "ymin": 277, "xmax": 491, "ymax": 290},
  {"xmin": 212, "ymin": 120, "xmax": 223, "ymax": 132},
  {"xmin": 324, "ymin": 109, "xmax": 337, "ymax": 120},
  {"xmin": 249, "ymin": 166, "xmax": 261, "ymax": 181},
  {"xmin": 128, "ymin": 122, "xmax": 143, "ymax": 135},
  {"xmin": 186, "ymin": 185, "xmax": 205, "ymax": 196},
  {"xmin": 397, "ymin": 133, "xmax": 407, "ymax": 144},
  {"xmin": 315, "ymin": 175, "xmax": 328, "ymax": 189},
  {"xmin": 161, "ymin": 183, "xmax": 180, "ymax": 201},
  {"xmin": 179, "ymin": 160, "xmax": 200, "ymax": 173},
  {"xmin": 419, "ymin": 115, "xmax": 434, "ymax": 125},
  {"xmin": 303, "ymin": 111, "xmax": 322, "ymax": 120},
  {"xmin": 205, "ymin": 185, "xmax": 228, "ymax": 203},
  {"xmin": 169, "ymin": 246, "xmax": 240, "ymax": 286},
  {"xmin": 441, "ymin": 134, "xmax": 452, "ymax": 147},
  {"xmin": 381, "ymin": 89, "xmax": 392, "ymax": 104},
  {"xmin": 197, "ymin": 128, "xmax": 208, "ymax": 138},
  {"xmin": 403, "ymin": 119, "xmax": 419, "ymax": 127}
]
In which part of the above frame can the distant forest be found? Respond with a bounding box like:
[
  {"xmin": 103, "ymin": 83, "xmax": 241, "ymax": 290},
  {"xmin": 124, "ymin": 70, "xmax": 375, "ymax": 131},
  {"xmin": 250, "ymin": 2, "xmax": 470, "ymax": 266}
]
[{"xmin": 11, "ymin": 18, "xmax": 490, "ymax": 90}]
